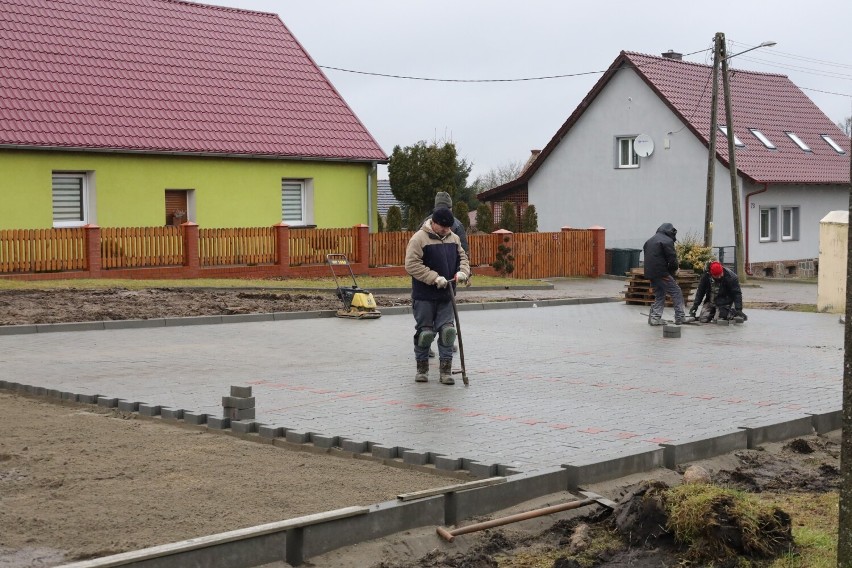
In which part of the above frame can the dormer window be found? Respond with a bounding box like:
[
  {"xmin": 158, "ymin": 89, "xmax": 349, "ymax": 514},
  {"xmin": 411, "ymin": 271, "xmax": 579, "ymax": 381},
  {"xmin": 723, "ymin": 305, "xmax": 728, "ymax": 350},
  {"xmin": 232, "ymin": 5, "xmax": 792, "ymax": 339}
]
[
  {"xmin": 785, "ymin": 132, "xmax": 811, "ymax": 152},
  {"xmin": 719, "ymin": 126, "xmax": 745, "ymax": 147},
  {"xmin": 821, "ymin": 135, "xmax": 846, "ymax": 154},
  {"xmin": 749, "ymin": 129, "xmax": 776, "ymax": 149}
]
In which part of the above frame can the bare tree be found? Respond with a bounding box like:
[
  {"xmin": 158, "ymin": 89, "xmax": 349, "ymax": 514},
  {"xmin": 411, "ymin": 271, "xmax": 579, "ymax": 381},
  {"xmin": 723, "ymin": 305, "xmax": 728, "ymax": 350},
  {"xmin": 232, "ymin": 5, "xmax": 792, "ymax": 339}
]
[
  {"xmin": 838, "ymin": 116, "xmax": 851, "ymax": 137},
  {"xmin": 472, "ymin": 160, "xmax": 524, "ymax": 191}
]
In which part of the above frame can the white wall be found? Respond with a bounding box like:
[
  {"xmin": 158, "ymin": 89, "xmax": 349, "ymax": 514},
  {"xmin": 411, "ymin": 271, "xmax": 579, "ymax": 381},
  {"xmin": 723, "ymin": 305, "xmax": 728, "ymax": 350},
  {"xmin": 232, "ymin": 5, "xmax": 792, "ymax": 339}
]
[
  {"xmin": 530, "ymin": 68, "xmax": 738, "ymax": 250},
  {"xmin": 747, "ymin": 184, "xmax": 848, "ymax": 264},
  {"xmin": 817, "ymin": 210, "xmax": 848, "ymax": 313}
]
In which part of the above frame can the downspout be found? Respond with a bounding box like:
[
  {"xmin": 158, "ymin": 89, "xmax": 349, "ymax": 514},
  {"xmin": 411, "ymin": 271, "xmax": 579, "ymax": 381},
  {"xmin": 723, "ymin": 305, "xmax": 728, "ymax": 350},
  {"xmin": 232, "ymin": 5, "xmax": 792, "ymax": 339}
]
[
  {"xmin": 366, "ymin": 162, "xmax": 377, "ymax": 232},
  {"xmin": 744, "ymin": 182, "xmax": 769, "ymax": 275}
]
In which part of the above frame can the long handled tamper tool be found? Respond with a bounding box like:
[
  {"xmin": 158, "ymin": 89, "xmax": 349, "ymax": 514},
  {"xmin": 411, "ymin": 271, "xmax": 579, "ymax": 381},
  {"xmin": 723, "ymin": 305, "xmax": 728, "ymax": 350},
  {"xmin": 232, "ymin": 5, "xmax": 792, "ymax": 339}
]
[{"xmin": 447, "ymin": 278, "xmax": 468, "ymax": 386}]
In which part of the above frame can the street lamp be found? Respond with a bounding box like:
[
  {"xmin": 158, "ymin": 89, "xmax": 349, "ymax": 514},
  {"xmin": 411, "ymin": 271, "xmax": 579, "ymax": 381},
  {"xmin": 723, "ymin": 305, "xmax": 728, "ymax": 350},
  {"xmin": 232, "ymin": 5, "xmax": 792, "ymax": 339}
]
[{"xmin": 704, "ymin": 33, "xmax": 776, "ymax": 283}]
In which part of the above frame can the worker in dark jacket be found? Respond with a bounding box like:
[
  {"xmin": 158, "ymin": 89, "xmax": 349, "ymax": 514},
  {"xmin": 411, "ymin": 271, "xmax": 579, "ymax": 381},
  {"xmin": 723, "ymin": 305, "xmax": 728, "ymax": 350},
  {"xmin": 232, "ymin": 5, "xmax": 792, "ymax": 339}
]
[
  {"xmin": 690, "ymin": 261, "xmax": 746, "ymax": 323},
  {"xmin": 405, "ymin": 207, "xmax": 470, "ymax": 385},
  {"xmin": 642, "ymin": 223, "xmax": 686, "ymax": 325}
]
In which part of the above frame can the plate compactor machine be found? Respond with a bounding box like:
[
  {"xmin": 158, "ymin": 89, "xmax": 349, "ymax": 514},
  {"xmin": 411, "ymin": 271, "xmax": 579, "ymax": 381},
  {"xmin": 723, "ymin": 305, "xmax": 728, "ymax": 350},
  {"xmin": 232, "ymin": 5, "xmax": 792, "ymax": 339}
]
[{"xmin": 327, "ymin": 254, "xmax": 381, "ymax": 319}]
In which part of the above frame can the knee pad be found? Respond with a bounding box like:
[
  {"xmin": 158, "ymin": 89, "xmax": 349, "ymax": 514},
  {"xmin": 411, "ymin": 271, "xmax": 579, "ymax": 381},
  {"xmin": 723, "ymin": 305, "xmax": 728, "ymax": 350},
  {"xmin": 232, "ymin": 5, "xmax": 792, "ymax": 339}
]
[
  {"xmin": 438, "ymin": 325, "xmax": 456, "ymax": 347},
  {"xmin": 415, "ymin": 328, "xmax": 435, "ymax": 348}
]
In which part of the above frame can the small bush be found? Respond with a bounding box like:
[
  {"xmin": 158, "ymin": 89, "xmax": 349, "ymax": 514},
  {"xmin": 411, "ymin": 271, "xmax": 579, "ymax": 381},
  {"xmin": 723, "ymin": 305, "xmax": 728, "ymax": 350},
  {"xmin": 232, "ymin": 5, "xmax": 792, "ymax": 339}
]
[
  {"xmin": 385, "ymin": 206, "xmax": 403, "ymax": 232},
  {"xmin": 498, "ymin": 202, "xmax": 518, "ymax": 232},
  {"xmin": 521, "ymin": 204, "xmax": 538, "ymax": 233},
  {"xmin": 454, "ymin": 201, "xmax": 470, "ymax": 230},
  {"xmin": 675, "ymin": 231, "xmax": 713, "ymax": 271},
  {"xmin": 492, "ymin": 237, "xmax": 515, "ymax": 276},
  {"xmin": 476, "ymin": 204, "xmax": 494, "ymax": 234}
]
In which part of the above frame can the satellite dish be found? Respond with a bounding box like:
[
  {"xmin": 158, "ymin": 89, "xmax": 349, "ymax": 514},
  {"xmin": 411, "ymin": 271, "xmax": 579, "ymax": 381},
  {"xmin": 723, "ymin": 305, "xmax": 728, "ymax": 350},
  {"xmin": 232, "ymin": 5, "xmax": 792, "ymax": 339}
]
[{"xmin": 634, "ymin": 134, "xmax": 654, "ymax": 157}]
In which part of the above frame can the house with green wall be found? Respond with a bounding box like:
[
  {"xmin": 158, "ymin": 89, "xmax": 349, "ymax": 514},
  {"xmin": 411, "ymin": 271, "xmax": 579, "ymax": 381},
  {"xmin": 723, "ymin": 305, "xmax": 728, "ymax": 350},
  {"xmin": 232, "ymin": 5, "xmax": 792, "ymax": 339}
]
[{"xmin": 0, "ymin": 0, "xmax": 387, "ymax": 231}]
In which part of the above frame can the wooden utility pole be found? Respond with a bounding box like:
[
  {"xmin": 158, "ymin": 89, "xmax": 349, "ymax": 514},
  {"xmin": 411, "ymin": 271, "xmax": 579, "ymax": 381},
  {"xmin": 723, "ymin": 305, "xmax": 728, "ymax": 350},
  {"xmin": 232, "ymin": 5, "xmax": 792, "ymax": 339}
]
[
  {"xmin": 719, "ymin": 34, "xmax": 747, "ymax": 282},
  {"xmin": 703, "ymin": 33, "xmax": 723, "ymax": 248},
  {"xmin": 840, "ymin": 132, "xmax": 852, "ymax": 568}
]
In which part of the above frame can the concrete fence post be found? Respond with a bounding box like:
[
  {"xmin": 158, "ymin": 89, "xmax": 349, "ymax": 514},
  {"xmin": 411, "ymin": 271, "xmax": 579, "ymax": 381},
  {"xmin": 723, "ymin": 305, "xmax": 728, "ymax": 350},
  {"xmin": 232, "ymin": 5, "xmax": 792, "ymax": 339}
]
[{"xmin": 84, "ymin": 224, "xmax": 101, "ymax": 277}]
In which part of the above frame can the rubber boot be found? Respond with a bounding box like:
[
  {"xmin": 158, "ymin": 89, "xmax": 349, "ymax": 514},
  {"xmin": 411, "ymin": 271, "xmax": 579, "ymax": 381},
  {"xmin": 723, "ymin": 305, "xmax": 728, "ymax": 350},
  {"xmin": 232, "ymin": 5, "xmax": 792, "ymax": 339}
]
[
  {"xmin": 439, "ymin": 359, "xmax": 455, "ymax": 385},
  {"xmin": 415, "ymin": 360, "xmax": 429, "ymax": 383}
]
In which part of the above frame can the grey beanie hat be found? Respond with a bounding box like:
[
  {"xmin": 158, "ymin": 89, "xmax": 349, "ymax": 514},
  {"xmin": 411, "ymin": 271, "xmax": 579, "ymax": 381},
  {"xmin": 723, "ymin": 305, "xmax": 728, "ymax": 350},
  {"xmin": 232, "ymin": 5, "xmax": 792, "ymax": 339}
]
[{"xmin": 434, "ymin": 192, "xmax": 452, "ymax": 209}]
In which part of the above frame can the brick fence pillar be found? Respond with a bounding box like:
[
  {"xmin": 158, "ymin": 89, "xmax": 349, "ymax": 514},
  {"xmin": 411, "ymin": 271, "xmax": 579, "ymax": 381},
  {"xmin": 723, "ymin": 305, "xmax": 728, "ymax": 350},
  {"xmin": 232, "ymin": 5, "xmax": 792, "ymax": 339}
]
[
  {"xmin": 587, "ymin": 225, "xmax": 606, "ymax": 277},
  {"xmin": 182, "ymin": 222, "xmax": 200, "ymax": 277},
  {"xmin": 84, "ymin": 224, "xmax": 101, "ymax": 278},
  {"xmin": 354, "ymin": 224, "xmax": 370, "ymax": 274},
  {"xmin": 274, "ymin": 222, "xmax": 290, "ymax": 277}
]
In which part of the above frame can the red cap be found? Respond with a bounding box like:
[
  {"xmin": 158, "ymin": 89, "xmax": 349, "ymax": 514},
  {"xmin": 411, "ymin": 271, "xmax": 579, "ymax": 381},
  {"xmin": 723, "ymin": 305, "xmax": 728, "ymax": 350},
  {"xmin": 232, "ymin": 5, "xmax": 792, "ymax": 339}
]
[{"xmin": 709, "ymin": 262, "xmax": 723, "ymax": 278}]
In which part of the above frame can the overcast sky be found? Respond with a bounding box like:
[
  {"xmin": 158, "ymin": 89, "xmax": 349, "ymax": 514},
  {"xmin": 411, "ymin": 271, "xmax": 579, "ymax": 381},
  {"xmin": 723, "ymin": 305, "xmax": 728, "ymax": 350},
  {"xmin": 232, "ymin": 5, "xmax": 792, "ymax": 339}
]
[{"xmin": 203, "ymin": 0, "xmax": 851, "ymax": 181}]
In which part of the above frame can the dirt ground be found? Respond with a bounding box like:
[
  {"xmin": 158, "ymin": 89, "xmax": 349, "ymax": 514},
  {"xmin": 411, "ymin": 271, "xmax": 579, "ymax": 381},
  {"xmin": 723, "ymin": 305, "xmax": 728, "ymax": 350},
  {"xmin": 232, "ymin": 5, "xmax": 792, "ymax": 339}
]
[{"xmin": 0, "ymin": 284, "xmax": 839, "ymax": 567}]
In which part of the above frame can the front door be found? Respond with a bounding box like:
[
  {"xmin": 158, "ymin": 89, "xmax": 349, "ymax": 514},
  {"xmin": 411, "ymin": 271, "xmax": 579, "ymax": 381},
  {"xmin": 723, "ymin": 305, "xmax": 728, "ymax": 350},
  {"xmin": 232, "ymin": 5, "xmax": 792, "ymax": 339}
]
[{"xmin": 165, "ymin": 190, "xmax": 189, "ymax": 226}]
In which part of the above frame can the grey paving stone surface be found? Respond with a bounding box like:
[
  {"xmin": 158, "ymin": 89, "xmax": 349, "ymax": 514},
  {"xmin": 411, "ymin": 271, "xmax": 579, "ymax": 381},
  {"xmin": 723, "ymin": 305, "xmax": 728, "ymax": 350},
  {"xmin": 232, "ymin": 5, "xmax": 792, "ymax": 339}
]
[{"xmin": 0, "ymin": 280, "xmax": 840, "ymax": 474}]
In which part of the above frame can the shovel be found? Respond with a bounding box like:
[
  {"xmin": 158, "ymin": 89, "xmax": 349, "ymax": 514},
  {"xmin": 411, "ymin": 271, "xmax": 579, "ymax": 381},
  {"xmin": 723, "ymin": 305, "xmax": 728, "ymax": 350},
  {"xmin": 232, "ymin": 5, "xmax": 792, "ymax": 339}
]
[{"xmin": 448, "ymin": 278, "xmax": 469, "ymax": 386}]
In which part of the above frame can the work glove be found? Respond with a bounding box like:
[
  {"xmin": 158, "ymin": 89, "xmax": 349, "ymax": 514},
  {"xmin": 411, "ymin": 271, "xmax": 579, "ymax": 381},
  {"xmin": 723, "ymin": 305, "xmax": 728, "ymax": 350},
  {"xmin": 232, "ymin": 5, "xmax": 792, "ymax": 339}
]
[
  {"xmin": 455, "ymin": 271, "xmax": 468, "ymax": 284},
  {"xmin": 434, "ymin": 276, "xmax": 448, "ymax": 289},
  {"xmin": 689, "ymin": 306, "xmax": 697, "ymax": 318}
]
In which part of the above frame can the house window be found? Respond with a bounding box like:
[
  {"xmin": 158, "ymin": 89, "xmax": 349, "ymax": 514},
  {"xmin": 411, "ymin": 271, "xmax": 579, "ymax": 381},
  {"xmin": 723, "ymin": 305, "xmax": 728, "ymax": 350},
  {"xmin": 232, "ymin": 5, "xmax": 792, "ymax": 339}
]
[
  {"xmin": 282, "ymin": 180, "xmax": 306, "ymax": 224},
  {"xmin": 759, "ymin": 207, "xmax": 777, "ymax": 242},
  {"xmin": 616, "ymin": 137, "xmax": 639, "ymax": 168},
  {"xmin": 52, "ymin": 172, "xmax": 88, "ymax": 227},
  {"xmin": 749, "ymin": 129, "xmax": 776, "ymax": 149},
  {"xmin": 785, "ymin": 132, "xmax": 811, "ymax": 152},
  {"xmin": 781, "ymin": 206, "xmax": 799, "ymax": 241},
  {"xmin": 821, "ymin": 135, "xmax": 846, "ymax": 154},
  {"xmin": 719, "ymin": 126, "xmax": 745, "ymax": 147}
]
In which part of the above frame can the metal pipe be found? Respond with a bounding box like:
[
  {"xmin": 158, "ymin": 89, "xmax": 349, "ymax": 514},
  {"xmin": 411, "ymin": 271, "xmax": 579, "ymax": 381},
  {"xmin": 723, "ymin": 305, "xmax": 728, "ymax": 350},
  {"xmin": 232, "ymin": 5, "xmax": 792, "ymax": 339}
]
[{"xmin": 744, "ymin": 183, "xmax": 769, "ymax": 275}]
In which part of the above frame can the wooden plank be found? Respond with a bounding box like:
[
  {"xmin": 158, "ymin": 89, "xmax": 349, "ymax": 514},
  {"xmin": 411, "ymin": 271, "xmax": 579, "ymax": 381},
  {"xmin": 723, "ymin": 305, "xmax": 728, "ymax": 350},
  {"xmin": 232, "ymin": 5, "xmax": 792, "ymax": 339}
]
[{"xmin": 397, "ymin": 477, "xmax": 507, "ymax": 501}]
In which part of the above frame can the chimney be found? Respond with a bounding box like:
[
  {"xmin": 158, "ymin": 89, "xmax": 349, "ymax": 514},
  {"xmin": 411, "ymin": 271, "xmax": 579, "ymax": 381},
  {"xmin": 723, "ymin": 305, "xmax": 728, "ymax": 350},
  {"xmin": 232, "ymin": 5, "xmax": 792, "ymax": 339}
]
[{"xmin": 661, "ymin": 50, "xmax": 682, "ymax": 61}]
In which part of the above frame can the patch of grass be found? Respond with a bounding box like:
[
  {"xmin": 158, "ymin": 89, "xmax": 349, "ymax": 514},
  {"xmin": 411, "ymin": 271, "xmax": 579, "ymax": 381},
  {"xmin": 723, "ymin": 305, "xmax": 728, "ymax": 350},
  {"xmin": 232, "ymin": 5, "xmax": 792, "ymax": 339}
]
[
  {"xmin": 763, "ymin": 492, "xmax": 837, "ymax": 568},
  {"xmin": 0, "ymin": 275, "xmax": 544, "ymax": 291}
]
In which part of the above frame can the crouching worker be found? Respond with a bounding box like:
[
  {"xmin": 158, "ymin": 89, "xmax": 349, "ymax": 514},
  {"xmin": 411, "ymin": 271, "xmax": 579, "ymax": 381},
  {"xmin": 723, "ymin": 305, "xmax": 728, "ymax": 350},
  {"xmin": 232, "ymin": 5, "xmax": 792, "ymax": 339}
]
[
  {"xmin": 405, "ymin": 207, "xmax": 470, "ymax": 385},
  {"xmin": 689, "ymin": 261, "xmax": 747, "ymax": 323}
]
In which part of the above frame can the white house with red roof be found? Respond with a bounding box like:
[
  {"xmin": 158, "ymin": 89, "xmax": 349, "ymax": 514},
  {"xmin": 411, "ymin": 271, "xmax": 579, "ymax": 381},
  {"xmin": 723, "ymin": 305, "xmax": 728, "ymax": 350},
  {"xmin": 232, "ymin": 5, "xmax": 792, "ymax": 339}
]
[
  {"xmin": 0, "ymin": 0, "xmax": 387, "ymax": 230},
  {"xmin": 478, "ymin": 50, "xmax": 850, "ymax": 277}
]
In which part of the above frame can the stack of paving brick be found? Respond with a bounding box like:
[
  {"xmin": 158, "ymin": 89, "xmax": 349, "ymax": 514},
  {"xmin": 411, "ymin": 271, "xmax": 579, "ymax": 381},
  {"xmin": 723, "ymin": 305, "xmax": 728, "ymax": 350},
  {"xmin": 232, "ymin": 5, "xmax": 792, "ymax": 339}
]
[{"xmin": 223, "ymin": 386, "xmax": 255, "ymax": 432}]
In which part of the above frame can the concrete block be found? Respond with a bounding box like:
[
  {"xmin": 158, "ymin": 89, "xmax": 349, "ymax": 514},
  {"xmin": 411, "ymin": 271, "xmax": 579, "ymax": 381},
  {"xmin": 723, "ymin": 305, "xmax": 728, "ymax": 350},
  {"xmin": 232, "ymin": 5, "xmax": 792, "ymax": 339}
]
[
  {"xmin": 61, "ymin": 392, "xmax": 78, "ymax": 402},
  {"xmin": 434, "ymin": 455, "xmax": 462, "ymax": 471},
  {"xmin": 563, "ymin": 448, "xmax": 665, "ymax": 490},
  {"xmin": 33, "ymin": 387, "xmax": 46, "ymax": 396},
  {"xmin": 311, "ymin": 434, "xmax": 339, "ymax": 449},
  {"xmin": 48, "ymin": 389, "xmax": 62, "ymax": 399},
  {"xmin": 341, "ymin": 440, "xmax": 368, "ymax": 454},
  {"xmin": 78, "ymin": 394, "xmax": 99, "ymax": 404},
  {"xmin": 454, "ymin": 468, "xmax": 568, "ymax": 523},
  {"xmin": 740, "ymin": 416, "xmax": 815, "ymax": 448},
  {"xmin": 97, "ymin": 396, "xmax": 120, "ymax": 408},
  {"xmin": 138, "ymin": 404, "xmax": 162, "ymax": 417},
  {"xmin": 103, "ymin": 318, "xmax": 166, "ymax": 330},
  {"xmin": 207, "ymin": 416, "xmax": 231, "ymax": 430},
  {"xmin": 466, "ymin": 461, "xmax": 497, "ymax": 478},
  {"xmin": 496, "ymin": 465, "xmax": 522, "ymax": 476},
  {"xmin": 285, "ymin": 430, "xmax": 310, "ymax": 444},
  {"xmin": 117, "ymin": 400, "xmax": 140, "ymax": 412},
  {"xmin": 183, "ymin": 412, "xmax": 208, "ymax": 425},
  {"xmin": 222, "ymin": 396, "xmax": 255, "ymax": 409},
  {"xmin": 37, "ymin": 321, "xmax": 104, "ymax": 333},
  {"xmin": 230, "ymin": 385, "xmax": 253, "ymax": 397},
  {"xmin": 225, "ymin": 407, "xmax": 255, "ymax": 420},
  {"xmin": 810, "ymin": 410, "xmax": 842, "ymax": 434},
  {"xmin": 258, "ymin": 425, "xmax": 284, "ymax": 439},
  {"xmin": 161, "ymin": 408, "xmax": 185, "ymax": 421},
  {"xmin": 0, "ymin": 380, "xmax": 7, "ymax": 389},
  {"xmin": 661, "ymin": 430, "xmax": 748, "ymax": 469},
  {"xmin": 663, "ymin": 324, "xmax": 681, "ymax": 338},
  {"xmin": 0, "ymin": 324, "xmax": 37, "ymax": 335},
  {"xmin": 165, "ymin": 315, "xmax": 222, "ymax": 327},
  {"xmin": 371, "ymin": 445, "xmax": 398, "ymax": 459},
  {"xmin": 402, "ymin": 450, "xmax": 429, "ymax": 466},
  {"xmin": 231, "ymin": 420, "xmax": 258, "ymax": 434}
]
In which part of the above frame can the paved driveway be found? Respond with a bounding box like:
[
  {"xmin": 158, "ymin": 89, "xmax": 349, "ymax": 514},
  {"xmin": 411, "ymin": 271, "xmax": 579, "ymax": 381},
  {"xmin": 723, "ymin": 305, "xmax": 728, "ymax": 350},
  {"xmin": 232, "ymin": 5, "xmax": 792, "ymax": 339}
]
[{"xmin": 1, "ymin": 294, "xmax": 840, "ymax": 474}]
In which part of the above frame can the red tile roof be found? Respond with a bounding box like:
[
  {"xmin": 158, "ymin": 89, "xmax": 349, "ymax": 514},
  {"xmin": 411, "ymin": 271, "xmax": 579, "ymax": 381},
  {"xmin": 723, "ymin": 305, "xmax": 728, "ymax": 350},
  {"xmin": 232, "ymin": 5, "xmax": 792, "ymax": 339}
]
[
  {"xmin": 479, "ymin": 50, "xmax": 849, "ymax": 201},
  {"xmin": 0, "ymin": 0, "xmax": 387, "ymax": 161},
  {"xmin": 625, "ymin": 51, "xmax": 849, "ymax": 184}
]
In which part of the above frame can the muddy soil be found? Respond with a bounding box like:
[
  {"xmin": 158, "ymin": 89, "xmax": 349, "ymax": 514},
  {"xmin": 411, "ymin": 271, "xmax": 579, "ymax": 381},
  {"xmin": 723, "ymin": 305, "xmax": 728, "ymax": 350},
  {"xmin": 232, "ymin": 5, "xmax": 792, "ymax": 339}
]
[{"xmin": 0, "ymin": 392, "xmax": 459, "ymax": 567}]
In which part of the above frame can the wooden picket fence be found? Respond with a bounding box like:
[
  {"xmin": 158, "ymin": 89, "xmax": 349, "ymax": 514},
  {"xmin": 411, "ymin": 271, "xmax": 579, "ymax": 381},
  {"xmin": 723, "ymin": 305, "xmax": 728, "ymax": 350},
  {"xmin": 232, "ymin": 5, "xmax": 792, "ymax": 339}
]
[
  {"xmin": 199, "ymin": 227, "xmax": 275, "ymax": 267},
  {"xmin": 0, "ymin": 225, "xmax": 601, "ymax": 279},
  {"xmin": 0, "ymin": 228, "xmax": 87, "ymax": 272},
  {"xmin": 101, "ymin": 227, "xmax": 184, "ymax": 269}
]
